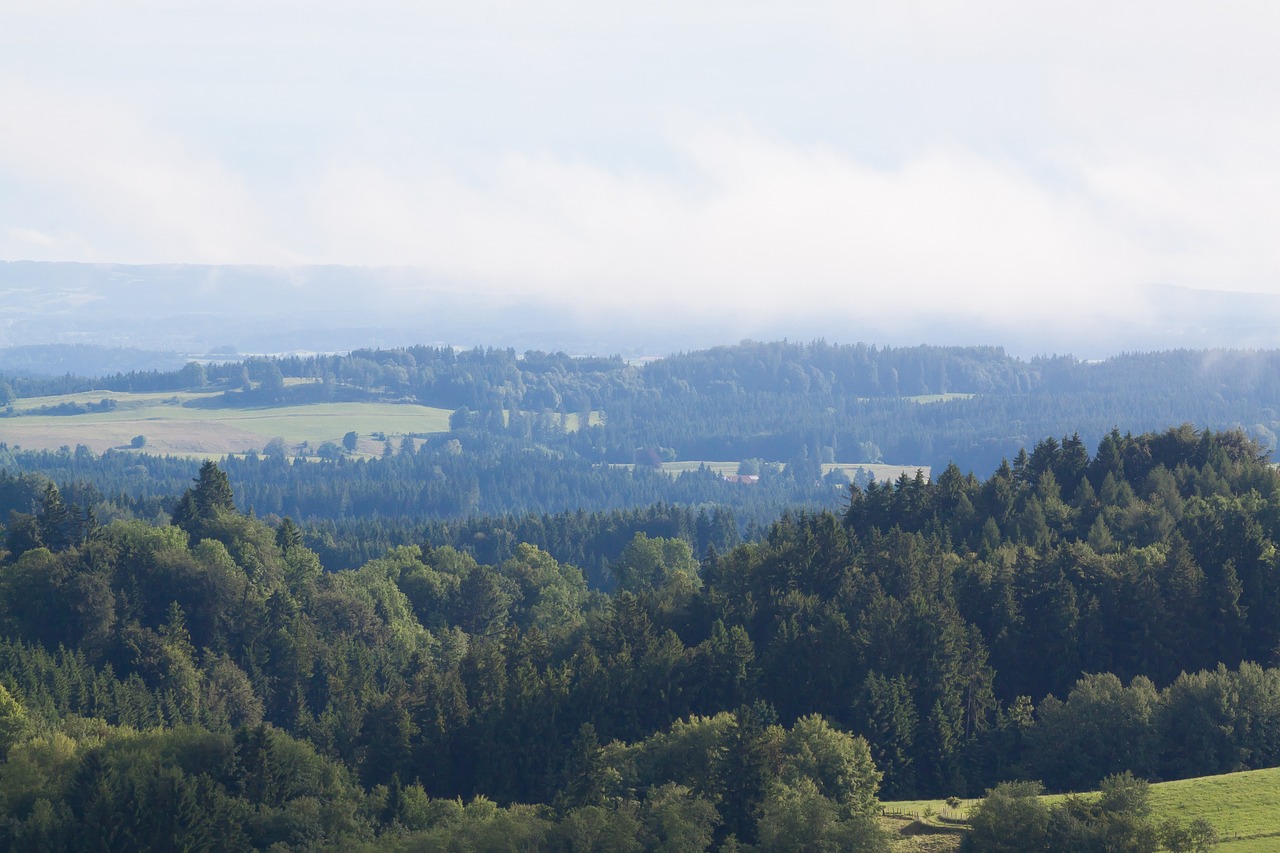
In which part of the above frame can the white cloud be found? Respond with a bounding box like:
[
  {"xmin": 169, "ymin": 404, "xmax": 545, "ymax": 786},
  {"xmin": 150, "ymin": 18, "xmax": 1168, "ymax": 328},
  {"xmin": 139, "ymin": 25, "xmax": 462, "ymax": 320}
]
[
  {"xmin": 7, "ymin": 228, "xmax": 55, "ymax": 248},
  {"xmin": 0, "ymin": 81, "xmax": 287, "ymax": 264},
  {"xmin": 2, "ymin": 2, "xmax": 1280, "ymax": 340},
  {"xmin": 294, "ymin": 131, "xmax": 1154, "ymax": 327}
]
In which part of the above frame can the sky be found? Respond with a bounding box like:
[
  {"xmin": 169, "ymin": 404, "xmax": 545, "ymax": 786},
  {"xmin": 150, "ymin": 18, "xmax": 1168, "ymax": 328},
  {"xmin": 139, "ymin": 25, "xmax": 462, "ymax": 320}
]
[{"xmin": 3, "ymin": 1, "xmax": 1280, "ymax": 337}]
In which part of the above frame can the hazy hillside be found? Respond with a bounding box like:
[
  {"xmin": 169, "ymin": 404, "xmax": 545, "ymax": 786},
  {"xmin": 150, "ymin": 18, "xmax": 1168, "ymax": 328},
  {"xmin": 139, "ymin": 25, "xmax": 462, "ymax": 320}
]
[{"xmin": 5, "ymin": 261, "xmax": 1280, "ymax": 359}]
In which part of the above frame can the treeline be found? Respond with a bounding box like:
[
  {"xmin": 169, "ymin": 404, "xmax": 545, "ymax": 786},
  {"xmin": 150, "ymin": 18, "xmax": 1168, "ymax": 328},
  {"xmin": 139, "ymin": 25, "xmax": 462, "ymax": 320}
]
[
  {"xmin": 0, "ymin": 465, "xmax": 891, "ymax": 849},
  {"xmin": 8, "ymin": 340, "xmax": 1280, "ymax": 475},
  {"xmin": 0, "ymin": 452, "xmax": 749, "ymax": 581},
  {"xmin": 303, "ymin": 503, "xmax": 743, "ymax": 585},
  {"xmin": 0, "ymin": 436, "xmax": 845, "ymax": 565},
  {"xmin": 844, "ymin": 426, "xmax": 1279, "ymax": 695},
  {"xmin": 0, "ymin": 425, "xmax": 1275, "ymax": 849}
]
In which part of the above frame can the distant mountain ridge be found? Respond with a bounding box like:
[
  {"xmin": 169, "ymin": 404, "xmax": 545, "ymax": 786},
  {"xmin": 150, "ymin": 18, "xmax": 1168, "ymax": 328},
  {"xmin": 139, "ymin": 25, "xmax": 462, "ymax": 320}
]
[
  {"xmin": 3, "ymin": 260, "xmax": 1279, "ymax": 358},
  {"xmin": 0, "ymin": 344, "xmax": 188, "ymax": 378}
]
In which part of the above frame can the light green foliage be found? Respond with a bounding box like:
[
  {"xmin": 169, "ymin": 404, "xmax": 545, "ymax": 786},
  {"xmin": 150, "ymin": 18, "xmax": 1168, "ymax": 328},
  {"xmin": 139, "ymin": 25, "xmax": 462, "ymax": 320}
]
[
  {"xmin": 501, "ymin": 543, "xmax": 589, "ymax": 638},
  {"xmin": 781, "ymin": 714, "xmax": 882, "ymax": 816},
  {"xmin": 192, "ymin": 537, "xmax": 238, "ymax": 576},
  {"xmin": 331, "ymin": 560, "xmax": 435, "ymax": 657},
  {"xmin": 104, "ymin": 518, "xmax": 190, "ymax": 558},
  {"xmin": 600, "ymin": 710, "xmax": 884, "ymax": 850},
  {"xmin": 1023, "ymin": 673, "xmax": 1159, "ymax": 790},
  {"xmin": 392, "ymin": 546, "xmax": 464, "ymax": 630},
  {"xmin": 0, "ymin": 683, "xmax": 29, "ymax": 756},
  {"xmin": 1092, "ymin": 772, "xmax": 1161, "ymax": 852},
  {"xmin": 754, "ymin": 777, "xmax": 887, "ymax": 852},
  {"xmin": 399, "ymin": 790, "xmax": 463, "ymax": 832},
  {"xmin": 399, "ymin": 796, "xmax": 552, "ymax": 850},
  {"xmin": 554, "ymin": 803, "xmax": 643, "ymax": 852},
  {"xmin": 283, "ymin": 542, "xmax": 324, "ymax": 590},
  {"xmin": 611, "ymin": 532, "xmax": 700, "ymax": 594},
  {"xmin": 966, "ymin": 780, "xmax": 1050, "ymax": 852},
  {"xmin": 639, "ymin": 782, "xmax": 720, "ymax": 852},
  {"xmin": 0, "ymin": 722, "xmax": 371, "ymax": 850},
  {"xmin": 0, "ymin": 730, "xmax": 82, "ymax": 816},
  {"xmin": 619, "ymin": 712, "xmax": 737, "ymax": 798}
]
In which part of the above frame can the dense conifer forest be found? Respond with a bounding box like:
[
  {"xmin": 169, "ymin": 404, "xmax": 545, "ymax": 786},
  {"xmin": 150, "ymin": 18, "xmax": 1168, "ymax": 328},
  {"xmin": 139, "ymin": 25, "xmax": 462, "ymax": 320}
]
[
  {"xmin": 0, "ymin": 419, "xmax": 1273, "ymax": 849},
  {"xmin": 2, "ymin": 341, "xmax": 1278, "ymax": 848}
]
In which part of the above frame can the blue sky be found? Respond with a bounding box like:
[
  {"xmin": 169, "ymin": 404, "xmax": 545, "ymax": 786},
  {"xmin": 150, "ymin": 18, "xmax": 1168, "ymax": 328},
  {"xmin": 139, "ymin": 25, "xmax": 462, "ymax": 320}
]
[{"xmin": 3, "ymin": 2, "xmax": 1280, "ymax": 328}]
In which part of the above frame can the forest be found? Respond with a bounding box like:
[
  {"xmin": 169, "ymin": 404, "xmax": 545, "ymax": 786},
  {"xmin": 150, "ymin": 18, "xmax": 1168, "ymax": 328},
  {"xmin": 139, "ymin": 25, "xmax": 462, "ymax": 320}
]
[
  {"xmin": 7, "ymin": 340, "xmax": 1280, "ymax": 476},
  {"xmin": 2, "ymin": 341, "xmax": 1279, "ymax": 848},
  {"xmin": 0, "ymin": 422, "xmax": 1271, "ymax": 849},
  {"xmin": 6, "ymin": 340, "xmax": 1280, "ymax": 577}
]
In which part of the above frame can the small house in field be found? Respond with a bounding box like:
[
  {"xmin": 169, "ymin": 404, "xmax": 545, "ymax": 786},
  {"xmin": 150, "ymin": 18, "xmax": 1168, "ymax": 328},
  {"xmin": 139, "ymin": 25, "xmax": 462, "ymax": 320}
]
[{"xmin": 722, "ymin": 474, "xmax": 760, "ymax": 485}]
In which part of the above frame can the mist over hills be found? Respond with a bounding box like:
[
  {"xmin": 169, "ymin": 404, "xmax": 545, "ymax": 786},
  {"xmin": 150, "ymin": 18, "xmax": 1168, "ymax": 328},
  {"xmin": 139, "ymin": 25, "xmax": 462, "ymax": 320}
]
[{"xmin": 3, "ymin": 260, "xmax": 1278, "ymax": 361}]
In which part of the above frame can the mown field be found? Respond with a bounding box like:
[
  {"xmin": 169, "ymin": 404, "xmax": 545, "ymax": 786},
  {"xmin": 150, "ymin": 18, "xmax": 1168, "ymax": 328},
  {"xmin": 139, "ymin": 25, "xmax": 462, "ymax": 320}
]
[
  {"xmin": 880, "ymin": 766, "xmax": 1280, "ymax": 851},
  {"xmin": 902, "ymin": 392, "xmax": 976, "ymax": 404},
  {"xmin": 655, "ymin": 461, "xmax": 932, "ymax": 481},
  {"xmin": 822, "ymin": 462, "xmax": 932, "ymax": 482},
  {"xmin": 0, "ymin": 389, "xmax": 453, "ymax": 457}
]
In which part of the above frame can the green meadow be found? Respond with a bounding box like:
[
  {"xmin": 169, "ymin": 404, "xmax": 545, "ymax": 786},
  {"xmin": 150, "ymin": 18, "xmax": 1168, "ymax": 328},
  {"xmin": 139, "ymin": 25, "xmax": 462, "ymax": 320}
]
[
  {"xmin": 881, "ymin": 765, "xmax": 1280, "ymax": 851},
  {"xmin": 0, "ymin": 389, "xmax": 453, "ymax": 457},
  {"xmin": 1149, "ymin": 767, "xmax": 1280, "ymax": 849}
]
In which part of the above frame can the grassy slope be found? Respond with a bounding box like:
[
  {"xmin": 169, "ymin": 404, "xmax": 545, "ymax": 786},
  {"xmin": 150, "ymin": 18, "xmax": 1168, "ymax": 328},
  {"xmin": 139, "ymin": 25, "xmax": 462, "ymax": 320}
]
[
  {"xmin": 1149, "ymin": 768, "xmax": 1280, "ymax": 849},
  {"xmin": 882, "ymin": 766, "xmax": 1280, "ymax": 851}
]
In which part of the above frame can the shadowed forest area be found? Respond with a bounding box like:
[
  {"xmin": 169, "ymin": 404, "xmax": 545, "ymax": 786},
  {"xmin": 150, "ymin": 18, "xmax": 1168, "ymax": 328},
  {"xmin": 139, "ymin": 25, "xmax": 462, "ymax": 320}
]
[{"xmin": 0, "ymin": 418, "xmax": 1271, "ymax": 849}]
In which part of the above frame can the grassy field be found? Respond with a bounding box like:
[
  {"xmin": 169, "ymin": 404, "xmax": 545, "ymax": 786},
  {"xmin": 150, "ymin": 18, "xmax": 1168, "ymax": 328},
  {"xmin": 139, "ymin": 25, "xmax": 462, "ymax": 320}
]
[
  {"xmin": 880, "ymin": 766, "xmax": 1280, "ymax": 851},
  {"xmin": 651, "ymin": 461, "xmax": 933, "ymax": 481},
  {"xmin": 1, "ymin": 390, "xmax": 453, "ymax": 457},
  {"xmin": 902, "ymin": 393, "xmax": 976, "ymax": 404},
  {"xmin": 660, "ymin": 461, "xmax": 741, "ymax": 477},
  {"xmin": 1149, "ymin": 767, "xmax": 1280, "ymax": 849},
  {"xmin": 823, "ymin": 462, "xmax": 932, "ymax": 482},
  {"xmin": 881, "ymin": 813, "xmax": 966, "ymax": 852}
]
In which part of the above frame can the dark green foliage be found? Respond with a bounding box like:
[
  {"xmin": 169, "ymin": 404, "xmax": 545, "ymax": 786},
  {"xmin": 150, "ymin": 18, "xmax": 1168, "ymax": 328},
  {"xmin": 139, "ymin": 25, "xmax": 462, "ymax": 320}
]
[
  {"xmin": 0, "ymin": 423, "xmax": 1274, "ymax": 848},
  {"xmin": 170, "ymin": 460, "xmax": 236, "ymax": 542},
  {"xmin": 12, "ymin": 342, "xmax": 1280, "ymax": 565}
]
